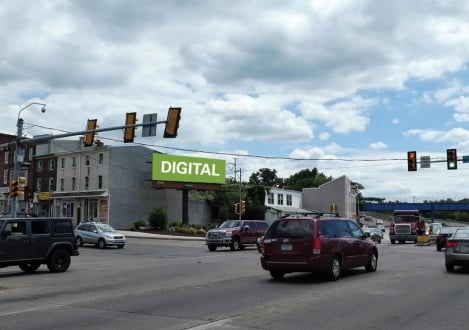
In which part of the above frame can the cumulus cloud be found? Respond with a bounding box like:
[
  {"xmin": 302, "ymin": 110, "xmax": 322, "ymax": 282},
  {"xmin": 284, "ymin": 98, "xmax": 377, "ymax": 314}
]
[{"xmin": 2, "ymin": 1, "xmax": 469, "ymax": 200}]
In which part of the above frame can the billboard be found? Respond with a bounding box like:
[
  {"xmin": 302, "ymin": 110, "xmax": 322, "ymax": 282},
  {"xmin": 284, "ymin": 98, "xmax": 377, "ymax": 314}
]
[{"xmin": 152, "ymin": 154, "xmax": 226, "ymax": 184}]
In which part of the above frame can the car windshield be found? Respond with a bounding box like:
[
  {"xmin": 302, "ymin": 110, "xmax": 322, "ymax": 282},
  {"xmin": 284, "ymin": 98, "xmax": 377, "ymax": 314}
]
[
  {"xmin": 441, "ymin": 227, "xmax": 457, "ymax": 234},
  {"xmin": 394, "ymin": 215, "xmax": 418, "ymax": 223},
  {"xmin": 266, "ymin": 219, "xmax": 313, "ymax": 238},
  {"xmin": 96, "ymin": 224, "xmax": 117, "ymax": 233},
  {"xmin": 219, "ymin": 220, "xmax": 241, "ymax": 228},
  {"xmin": 454, "ymin": 229, "xmax": 469, "ymax": 239}
]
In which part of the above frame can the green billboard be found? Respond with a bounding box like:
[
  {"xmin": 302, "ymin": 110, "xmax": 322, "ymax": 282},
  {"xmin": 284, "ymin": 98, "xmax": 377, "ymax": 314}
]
[{"xmin": 152, "ymin": 154, "xmax": 226, "ymax": 184}]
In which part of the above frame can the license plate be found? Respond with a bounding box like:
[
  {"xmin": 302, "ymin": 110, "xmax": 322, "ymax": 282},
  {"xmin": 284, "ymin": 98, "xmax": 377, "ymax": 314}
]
[
  {"xmin": 459, "ymin": 245, "xmax": 469, "ymax": 253},
  {"xmin": 281, "ymin": 243, "xmax": 292, "ymax": 251}
]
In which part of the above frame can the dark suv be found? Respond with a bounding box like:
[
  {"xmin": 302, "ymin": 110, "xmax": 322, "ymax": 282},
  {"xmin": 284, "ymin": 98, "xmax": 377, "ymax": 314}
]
[
  {"xmin": 0, "ymin": 217, "xmax": 79, "ymax": 273},
  {"xmin": 260, "ymin": 216, "xmax": 378, "ymax": 281}
]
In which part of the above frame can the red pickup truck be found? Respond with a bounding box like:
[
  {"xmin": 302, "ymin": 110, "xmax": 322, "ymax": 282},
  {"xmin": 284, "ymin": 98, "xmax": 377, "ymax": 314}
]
[{"xmin": 205, "ymin": 220, "xmax": 268, "ymax": 251}]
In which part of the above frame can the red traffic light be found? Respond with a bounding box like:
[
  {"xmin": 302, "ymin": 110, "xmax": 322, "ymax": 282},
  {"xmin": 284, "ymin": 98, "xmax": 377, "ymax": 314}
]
[{"xmin": 407, "ymin": 151, "xmax": 417, "ymax": 171}]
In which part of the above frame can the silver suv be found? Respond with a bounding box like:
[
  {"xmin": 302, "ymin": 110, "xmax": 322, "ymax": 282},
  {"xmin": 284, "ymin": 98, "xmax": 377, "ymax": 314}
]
[{"xmin": 75, "ymin": 222, "xmax": 126, "ymax": 249}]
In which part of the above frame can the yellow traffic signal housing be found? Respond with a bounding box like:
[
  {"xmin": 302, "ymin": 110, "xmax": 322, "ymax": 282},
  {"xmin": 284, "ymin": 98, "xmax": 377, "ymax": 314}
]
[
  {"xmin": 447, "ymin": 148, "xmax": 457, "ymax": 170},
  {"xmin": 124, "ymin": 112, "xmax": 137, "ymax": 143},
  {"xmin": 9, "ymin": 180, "xmax": 18, "ymax": 198},
  {"xmin": 17, "ymin": 176, "xmax": 26, "ymax": 199},
  {"xmin": 407, "ymin": 151, "xmax": 417, "ymax": 171},
  {"xmin": 241, "ymin": 200, "xmax": 246, "ymax": 213},
  {"xmin": 163, "ymin": 107, "xmax": 181, "ymax": 138},
  {"xmin": 84, "ymin": 119, "xmax": 98, "ymax": 147},
  {"xmin": 234, "ymin": 203, "xmax": 239, "ymax": 214}
]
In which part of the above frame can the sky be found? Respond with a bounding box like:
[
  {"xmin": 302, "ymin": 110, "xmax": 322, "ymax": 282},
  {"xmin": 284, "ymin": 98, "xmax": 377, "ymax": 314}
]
[{"xmin": 1, "ymin": 0, "xmax": 469, "ymax": 202}]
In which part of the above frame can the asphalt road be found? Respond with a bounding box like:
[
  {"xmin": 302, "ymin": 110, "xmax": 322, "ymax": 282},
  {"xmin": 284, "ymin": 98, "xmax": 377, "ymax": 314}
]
[{"xmin": 1, "ymin": 237, "xmax": 468, "ymax": 330}]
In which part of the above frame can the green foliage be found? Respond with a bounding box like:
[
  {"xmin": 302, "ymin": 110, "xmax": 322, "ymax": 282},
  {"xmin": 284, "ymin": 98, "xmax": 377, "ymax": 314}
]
[
  {"xmin": 148, "ymin": 208, "xmax": 168, "ymax": 229},
  {"xmin": 167, "ymin": 221, "xmax": 207, "ymax": 235},
  {"xmin": 249, "ymin": 168, "xmax": 278, "ymax": 186},
  {"xmin": 133, "ymin": 220, "xmax": 147, "ymax": 230},
  {"xmin": 245, "ymin": 204, "xmax": 266, "ymax": 220},
  {"xmin": 283, "ymin": 168, "xmax": 332, "ymax": 191},
  {"xmin": 190, "ymin": 191, "xmax": 215, "ymax": 201}
]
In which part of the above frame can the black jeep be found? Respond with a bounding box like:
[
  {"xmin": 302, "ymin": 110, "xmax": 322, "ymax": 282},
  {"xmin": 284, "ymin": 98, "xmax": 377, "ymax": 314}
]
[{"xmin": 0, "ymin": 217, "xmax": 79, "ymax": 273}]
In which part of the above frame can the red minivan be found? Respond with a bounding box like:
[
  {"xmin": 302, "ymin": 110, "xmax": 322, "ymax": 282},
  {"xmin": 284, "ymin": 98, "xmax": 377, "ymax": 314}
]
[{"xmin": 260, "ymin": 216, "xmax": 378, "ymax": 281}]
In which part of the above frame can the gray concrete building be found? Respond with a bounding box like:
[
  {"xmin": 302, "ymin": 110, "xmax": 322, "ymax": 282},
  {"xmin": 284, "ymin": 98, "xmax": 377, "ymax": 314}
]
[{"xmin": 302, "ymin": 175, "xmax": 358, "ymax": 220}]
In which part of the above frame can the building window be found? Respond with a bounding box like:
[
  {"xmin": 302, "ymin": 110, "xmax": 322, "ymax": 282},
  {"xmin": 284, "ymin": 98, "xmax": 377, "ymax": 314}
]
[
  {"xmin": 286, "ymin": 194, "xmax": 292, "ymax": 206},
  {"xmin": 60, "ymin": 178, "xmax": 64, "ymax": 191},
  {"xmin": 277, "ymin": 194, "xmax": 284, "ymax": 205},
  {"xmin": 48, "ymin": 178, "xmax": 55, "ymax": 191},
  {"xmin": 72, "ymin": 156, "xmax": 77, "ymax": 168},
  {"xmin": 36, "ymin": 178, "xmax": 42, "ymax": 192},
  {"xmin": 85, "ymin": 176, "xmax": 89, "ymax": 190},
  {"xmin": 3, "ymin": 170, "xmax": 8, "ymax": 185},
  {"xmin": 99, "ymin": 153, "xmax": 104, "ymax": 165},
  {"xmin": 98, "ymin": 175, "xmax": 103, "ymax": 189},
  {"xmin": 85, "ymin": 155, "xmax": 90, "ymax": 166},
  {"xmin": 267, "ymin": 192, "xmax": 274, "ymax": 204},
  {"xmin": 49, "ymin": 159, "xmax": 56, "ymax": 171},
  {"xmin": 61, "ymin": 158, "xmax": 65, "ymax": 169},
  {"xmin": 4, "ymin": 151, "xmax": 9, "ymax": 164},
  {"xmin": 36, "ymin": 160, "xmax": 43, "ymax": 172},
  {"xmin": 72, "ymin": 177, "xmax": 76, "ymax": 190}
]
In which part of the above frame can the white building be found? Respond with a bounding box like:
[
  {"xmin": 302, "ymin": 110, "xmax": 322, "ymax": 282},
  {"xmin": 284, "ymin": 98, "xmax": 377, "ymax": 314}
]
[
  {"xmin": 264, "ymin": 175, "xmax": 358, "ymax": 222},
  {"xmin": 264, "ymin": 187, "xmax": 318, "ymax": 223}
]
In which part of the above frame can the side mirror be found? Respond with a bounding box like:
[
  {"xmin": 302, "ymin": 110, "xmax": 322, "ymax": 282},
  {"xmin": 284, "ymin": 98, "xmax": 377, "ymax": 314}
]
[
  {"xmin": 364, "ymin": 232, "xmax": 370, "ymax": 238},
  {"xmin": 243, "ymin": 225, "xmax": 250, "ymax": 232}
]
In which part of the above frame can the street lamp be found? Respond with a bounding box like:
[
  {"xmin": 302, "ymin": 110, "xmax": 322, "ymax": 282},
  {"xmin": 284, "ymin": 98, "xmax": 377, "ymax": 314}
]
[{"xmin": 11, "ymin": 102, "xmax": 46, "ymax": 217}]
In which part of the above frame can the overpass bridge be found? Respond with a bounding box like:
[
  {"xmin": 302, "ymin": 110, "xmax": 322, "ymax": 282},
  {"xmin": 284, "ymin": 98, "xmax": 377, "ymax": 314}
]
[{"xmin": 363, "ymin": 202, "xmax": 469, "ymax": 213}]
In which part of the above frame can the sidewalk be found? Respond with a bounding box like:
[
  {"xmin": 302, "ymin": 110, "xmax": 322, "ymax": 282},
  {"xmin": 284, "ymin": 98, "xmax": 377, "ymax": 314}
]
[{"xmin": 119, "ymin": 230, "xmax": 205, "ymax": 241}]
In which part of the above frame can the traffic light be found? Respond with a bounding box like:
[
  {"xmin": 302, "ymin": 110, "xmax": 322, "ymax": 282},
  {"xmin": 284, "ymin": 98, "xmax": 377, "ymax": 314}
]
[
  {"xmin": 163, "ymin": 107, "xmax": 181, "ymax": 138},
  {"xmin": 234, "ymin": 203, "xmax": 239, "ymax": 214},
  {"xmin": 447, "ymin": 148, "xmax": 457, "ymax": 170},
  {"xmin": 241, "ymin": 200, "xmax": 246, "ymax": 214},
  {"xmin": 17, "ymin": 176, "xmax": 26, "ymax": 199},
  {"xmin": 84, "ymin": 119, "xmax": 98, "ymax": 147},
  {"xmin": 124, "ymin": 112, "xmax": 137, "ymax": 143},
  {"xmin": 407, "ymin": 151, "xmax": 417, "ymax": 171},
  {"xmin": 9, "ymin": 180, "xmax": 18, "ymax": 198}
]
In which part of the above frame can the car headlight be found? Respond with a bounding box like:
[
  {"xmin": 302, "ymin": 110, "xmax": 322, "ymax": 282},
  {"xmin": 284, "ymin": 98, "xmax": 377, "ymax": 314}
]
[{"xmin": 224, "ymin": 231, "xmax": 232, "ymax": 238}]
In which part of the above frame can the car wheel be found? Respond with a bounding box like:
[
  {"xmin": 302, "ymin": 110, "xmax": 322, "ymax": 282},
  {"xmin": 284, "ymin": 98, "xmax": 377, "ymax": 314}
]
[
  {"xmin": 270, "ymin": 271, "xmax": 285, "ymax": 279},
  {"xmin": 445, "ymin": 263, "xmax": 455, "ymax": 272},
  {"xmin": 365, "ymin": 252, "xmax": 378, "ymax": 272},
  {"xmin": 207, "ymin": 244, "xmax": 217, "ymax": 252},
  {"xmin": 230, "ymin": 238, "xmax": 240, "ymax": 251},
  {"xmin": 391, "ymin": 240, "xmax": 395, "ymax": 244},
  {"xmin": 97, "ymin": 239, "xmax": 106, "ymax": 249},
  {"xmin": 117, "ymin": 245, "xmax": 125, "ymax": 249},
  {"xmin": 437, "ymin": 246, "xmax": 442, "ymax": 251},
  {"xmin": 47, "ymin": 249, "xmax": 71, "ymax": 273},
  {"xmin": 19, "ymin": 262, "xmax": 41, "ymax": 273},
  {"xmin": 328, "ymin": 256, "xmax": 341, "ymax": 281},
  {"xmin": 76, "ymin": 237, "xmax": 84, "ymax": 247}
]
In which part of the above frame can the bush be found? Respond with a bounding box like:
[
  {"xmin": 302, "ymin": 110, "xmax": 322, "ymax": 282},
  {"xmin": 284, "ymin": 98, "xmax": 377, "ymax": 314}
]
[
  {"xmin": 148, "ymin": 208, "xmax": 168, "ymax": 230},
  {"xmin": 133, "ymin": 220, "xmax": 147, "ymax": 230}
]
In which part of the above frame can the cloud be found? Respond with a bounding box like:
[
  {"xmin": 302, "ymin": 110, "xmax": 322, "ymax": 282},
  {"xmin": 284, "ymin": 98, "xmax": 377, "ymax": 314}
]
[{"xmin": 369, "ymin": 142, "xmax": 388, "ymax": 150}]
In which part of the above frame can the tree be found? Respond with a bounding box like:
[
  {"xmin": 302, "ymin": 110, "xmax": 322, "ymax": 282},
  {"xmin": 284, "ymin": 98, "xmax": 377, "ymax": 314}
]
[
  {"xmin": 284, "ymin": 168, "xmax": 332, "ymax": 191},
  {"xmin": 249, "ymin": 168, "xmax": 278, "ymax": 187}
]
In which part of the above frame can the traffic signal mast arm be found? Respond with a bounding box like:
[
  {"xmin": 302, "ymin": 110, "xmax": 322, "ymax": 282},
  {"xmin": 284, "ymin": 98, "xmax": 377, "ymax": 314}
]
[{"xmin": 19, "ymin": 118, "xmax": 168, "ymax": 145}]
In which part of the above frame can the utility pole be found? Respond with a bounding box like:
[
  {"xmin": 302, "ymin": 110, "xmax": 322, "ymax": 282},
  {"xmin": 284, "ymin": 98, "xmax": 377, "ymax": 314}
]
[{"xmin": 228, "ymin": 158, "xmax": 243, "ymax": 221}]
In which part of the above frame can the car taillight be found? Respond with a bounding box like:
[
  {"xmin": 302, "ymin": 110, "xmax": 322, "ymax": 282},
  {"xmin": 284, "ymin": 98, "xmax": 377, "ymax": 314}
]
[
  {"xmin": 446, "ymin": 241, "xmax": 458, "ymax": 249},
  {"xmin": 312, "ymin": 238, "xmax": 321, "ymax": 254}
]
